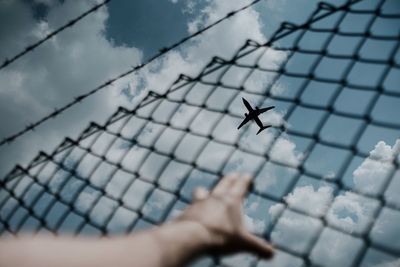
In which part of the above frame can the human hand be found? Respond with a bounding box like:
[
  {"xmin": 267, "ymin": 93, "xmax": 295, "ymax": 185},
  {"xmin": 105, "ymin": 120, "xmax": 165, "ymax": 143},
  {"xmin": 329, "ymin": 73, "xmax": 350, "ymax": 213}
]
[{"xmin": 175, "ymin": 173, "xmax": 274, "ymax": 259}]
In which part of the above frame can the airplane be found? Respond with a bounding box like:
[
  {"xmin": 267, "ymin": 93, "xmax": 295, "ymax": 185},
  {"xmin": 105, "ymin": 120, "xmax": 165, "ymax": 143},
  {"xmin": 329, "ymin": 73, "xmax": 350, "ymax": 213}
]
[{"xmin": 237, "ymin": 97, "xmax": 275, "ymax": 135}]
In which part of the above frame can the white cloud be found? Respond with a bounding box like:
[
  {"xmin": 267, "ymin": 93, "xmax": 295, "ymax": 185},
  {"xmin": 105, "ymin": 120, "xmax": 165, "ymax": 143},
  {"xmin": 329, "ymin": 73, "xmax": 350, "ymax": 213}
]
[
  {"xmin": 268, "ymin": 140, "xmax": 399, "ymax": 228},
  {"xmin": 268, "ymin": 202, "xmax": 285, "ymax": 220},
  {"xmin": 353, "ymin": 139, "xmax": 400, "ymax": 195},
  {"xmin": 319, "ymin": 139, "xmax": 399, "ymax": 234},
  {"xmin": 0, "ymin": 0, "xmax": 142, "ymax": 177},
  {"xmin": 265, "ymin": 139, "xmax": 399, "ymax": 264},
  {"xmin": 243, "ymin": 213, "xmax": 266, "ymax": 233},
  {"xmin": 284, "ymin": 185, "xmax": 334, "ymax": 217},
  {"xmin": 326, "ymin": 191, "xmax": 379, "ymax": 234},
  {"xmin": 139, "ymin": 0, "xmax": 269, "ymax": 96},
  {"xmin": 182, "ymin": 0, "xmax": 197, "ymax": 15},
  {"xmin": 269, "ymin": 135, "xmax": 304, "ymax": 167}
]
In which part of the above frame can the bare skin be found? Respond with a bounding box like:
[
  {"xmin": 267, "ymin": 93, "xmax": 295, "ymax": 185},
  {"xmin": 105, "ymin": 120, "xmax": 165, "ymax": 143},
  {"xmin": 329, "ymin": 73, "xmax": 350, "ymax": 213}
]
[{"xmin": 0, "ymin": 173, "xmax": 273, "ymax": 267}]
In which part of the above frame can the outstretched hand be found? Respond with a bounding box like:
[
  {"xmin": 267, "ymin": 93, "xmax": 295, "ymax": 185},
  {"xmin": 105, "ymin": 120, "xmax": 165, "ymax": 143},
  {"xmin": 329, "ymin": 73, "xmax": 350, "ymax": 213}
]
[
  {"xmin": 0, "ymin": 173, "xmax": 274, "ymax": 267},
  {"xmin": 175, "ymin": 173, "xmax": 274, "ymax": 259}
]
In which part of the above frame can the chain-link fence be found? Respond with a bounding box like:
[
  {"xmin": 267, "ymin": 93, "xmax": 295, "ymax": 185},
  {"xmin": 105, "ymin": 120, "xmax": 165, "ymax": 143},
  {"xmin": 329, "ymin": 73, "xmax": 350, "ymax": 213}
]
[{"xmin": 1, "ymin": 0, "xmax": 400, "ymax": 266}]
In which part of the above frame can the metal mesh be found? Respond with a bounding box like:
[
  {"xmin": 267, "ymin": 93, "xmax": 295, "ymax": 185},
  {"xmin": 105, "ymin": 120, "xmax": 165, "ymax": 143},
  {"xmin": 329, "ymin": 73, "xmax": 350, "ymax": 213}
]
[
  {"xmin": 0, "ymin": 0, "xmax": 260, "ymax": 146},
  {"xmin": 1, "ymin": 0, "xmax": 400, "ymax": 266}
]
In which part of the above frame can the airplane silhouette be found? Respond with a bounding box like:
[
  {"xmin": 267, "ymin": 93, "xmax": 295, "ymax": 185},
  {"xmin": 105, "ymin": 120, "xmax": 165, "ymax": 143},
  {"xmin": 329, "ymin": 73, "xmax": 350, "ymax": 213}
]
[{"xmin": 237, "ymin": 98, "xmax": 275, "ymax": 135}]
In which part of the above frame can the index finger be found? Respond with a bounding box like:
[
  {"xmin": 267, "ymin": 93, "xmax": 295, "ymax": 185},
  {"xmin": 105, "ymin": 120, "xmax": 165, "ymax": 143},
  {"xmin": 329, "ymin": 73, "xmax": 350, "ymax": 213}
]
[
  {"xmin": 230, "ymin": 174, "xmax": 252, "ymax": 199},
  {"xmin": 212, "ymin": 173, "xmax": 239, "ymax": 196},
  {"xmin": 241, "ymin": 231, "xmax": 274, "ymax": 259}
]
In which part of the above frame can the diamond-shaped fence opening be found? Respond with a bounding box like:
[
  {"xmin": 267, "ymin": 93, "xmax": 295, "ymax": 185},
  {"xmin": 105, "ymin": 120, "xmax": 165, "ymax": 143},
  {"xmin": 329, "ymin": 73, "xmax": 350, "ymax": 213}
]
[{"xmin": 1, "ymin": 0, "xmax": 400, "ymax": 266}]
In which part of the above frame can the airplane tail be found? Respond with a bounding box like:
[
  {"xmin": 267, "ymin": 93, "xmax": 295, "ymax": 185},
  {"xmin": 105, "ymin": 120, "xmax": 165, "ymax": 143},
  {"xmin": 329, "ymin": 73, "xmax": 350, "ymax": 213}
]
[{"xmin": 256, "ymin": 125, "xmax": 270, "ymax": 135}]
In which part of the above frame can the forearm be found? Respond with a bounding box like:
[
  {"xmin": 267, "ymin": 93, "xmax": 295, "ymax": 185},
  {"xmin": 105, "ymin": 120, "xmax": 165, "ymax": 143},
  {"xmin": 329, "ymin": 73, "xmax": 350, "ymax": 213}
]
[
  {"xmin": 0, "ymin": 234, "xmax": 139, "ymax": 267},
  {"xmin": 0, "ymin": 221, "xmax": 212, "ymax": 267}
]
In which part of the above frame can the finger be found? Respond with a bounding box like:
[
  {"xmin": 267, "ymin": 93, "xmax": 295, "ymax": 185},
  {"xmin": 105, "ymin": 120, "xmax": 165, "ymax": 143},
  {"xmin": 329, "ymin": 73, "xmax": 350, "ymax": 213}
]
[
  {"xmin": 231, "ymin": 174, "xmax": 252, "ymax": 199},
  {"xmin": 240, "ymin": 231, "xmax": 274, "ymax": 259},
  {"xmin": 212, "ymin": 173, "xmax": 239, "ymax": 196},
  {"xmin": 193, "ymin": 187, "xmax": 209, "ymax": 201}
]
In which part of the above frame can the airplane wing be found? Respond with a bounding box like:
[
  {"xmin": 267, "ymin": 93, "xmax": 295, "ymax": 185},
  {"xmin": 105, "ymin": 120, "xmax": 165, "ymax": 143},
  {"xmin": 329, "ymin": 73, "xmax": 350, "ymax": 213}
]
[
  {"xmin": 242, "ymin": 98, "xmax": 254, "ymax": 112},
  {"xmin": 237, "ymin": 116, "xmax": 251, "ymax": 129},
  {"xmin": 256, "ymin": 106, "xmax": 275, "ymax": 115},
  {"xmin": 254, "ymin": 116, "xmax": 264, "ymax": 128}
]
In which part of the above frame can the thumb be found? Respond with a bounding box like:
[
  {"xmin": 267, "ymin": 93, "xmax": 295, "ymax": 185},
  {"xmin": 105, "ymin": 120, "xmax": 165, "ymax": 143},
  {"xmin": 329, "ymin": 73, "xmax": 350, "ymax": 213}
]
[{"xmin": 240, "ymin": 230, "xmax": 274, "ymax": 259}]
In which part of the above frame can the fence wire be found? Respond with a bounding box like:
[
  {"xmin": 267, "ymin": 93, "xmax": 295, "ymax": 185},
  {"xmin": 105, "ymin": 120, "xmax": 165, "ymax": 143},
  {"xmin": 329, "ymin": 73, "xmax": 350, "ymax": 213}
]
[
  {"xmin": 1, "ymin": 0, "xmax": 400, "ymax": 267},
  {"xmin": 0, "ymin": 0, "xmax": 261, "ymax": 147}
]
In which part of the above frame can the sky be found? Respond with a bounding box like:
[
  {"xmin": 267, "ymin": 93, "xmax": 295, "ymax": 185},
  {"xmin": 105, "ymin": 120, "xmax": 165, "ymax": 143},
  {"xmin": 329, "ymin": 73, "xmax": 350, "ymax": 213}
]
[
  {"xmin": 0, "ymin": 0, "xmax": 359, "ymax": 177},
  {"xmin": 0, "ymin": 0, "xmax": 400, "ymax": 267}
]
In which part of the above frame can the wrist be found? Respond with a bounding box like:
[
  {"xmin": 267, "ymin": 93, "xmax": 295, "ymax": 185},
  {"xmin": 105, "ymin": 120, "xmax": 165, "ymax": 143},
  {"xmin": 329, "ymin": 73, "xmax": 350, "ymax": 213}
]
[
  {"xmin": 175, "ymin": 220, "xmax": 214, "ymax": 250},
  {"xmin": 152, "ymin": 220, "xmax": 213, "ymax": 266}
]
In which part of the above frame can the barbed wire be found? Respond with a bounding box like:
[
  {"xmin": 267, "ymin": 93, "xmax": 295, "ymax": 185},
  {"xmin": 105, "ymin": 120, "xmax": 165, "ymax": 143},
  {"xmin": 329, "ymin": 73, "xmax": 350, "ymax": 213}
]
[
  {"xmin": 0, "ymin": 0, "xmax": 261, "ymax": 147},
  {"xmin": 0, "ymin": 0, "xmax": 111, "ymax": 71}
]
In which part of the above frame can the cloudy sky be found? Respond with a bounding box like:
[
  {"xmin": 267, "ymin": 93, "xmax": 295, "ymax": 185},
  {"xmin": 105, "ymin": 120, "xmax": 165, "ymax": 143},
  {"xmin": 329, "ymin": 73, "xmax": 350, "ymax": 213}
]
[
  {"xmin": 0, "ymin": 0, "xmax": 400, "ymax": 267},
  {"xmin": 0, "ymin": 0, "xmax": 348, "ymax": 177}
]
